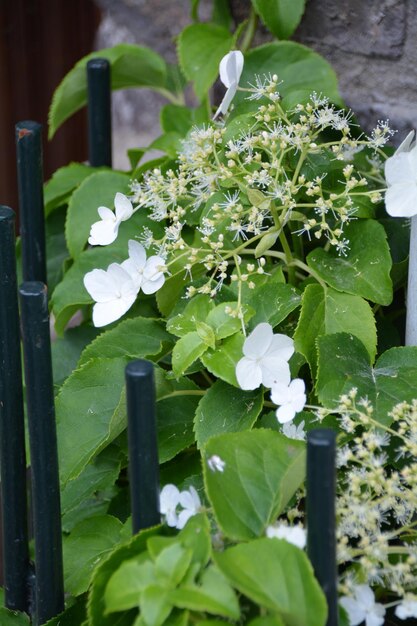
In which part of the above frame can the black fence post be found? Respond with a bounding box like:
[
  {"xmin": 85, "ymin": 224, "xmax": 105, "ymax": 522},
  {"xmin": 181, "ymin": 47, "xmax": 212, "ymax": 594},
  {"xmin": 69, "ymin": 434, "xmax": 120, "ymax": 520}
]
[
  {"xmin": 125, "ymin": 360, "xmax": 160, "ymax": 534},
  {"xmin": 15, "ymin": 121, "xmax": 47, "ymax": 284},
  {"xmin": 87, "ymin": 58, "xmax": 112, "ymax": 167},
  {"xmin": 19, "ymin": 282, "xmax": 64, "ymax": 625},
  {"xmin": 307, "ymin": 429, "xmax": 338, "ymax": 626},
  {"xmin": 0, "ymin": 207, "xmax": 30, "ymax": 613}
]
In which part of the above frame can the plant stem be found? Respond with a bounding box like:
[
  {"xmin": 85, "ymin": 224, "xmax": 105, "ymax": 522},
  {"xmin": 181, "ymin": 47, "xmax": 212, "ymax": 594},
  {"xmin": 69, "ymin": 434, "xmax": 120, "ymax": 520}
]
[
  {"xmin": 406, "ymin": 215, "xmax": 417, "ymax": 345},
  {"xmin": 240, "ymin": 8, "xmax": 258, "ymax": 53}
]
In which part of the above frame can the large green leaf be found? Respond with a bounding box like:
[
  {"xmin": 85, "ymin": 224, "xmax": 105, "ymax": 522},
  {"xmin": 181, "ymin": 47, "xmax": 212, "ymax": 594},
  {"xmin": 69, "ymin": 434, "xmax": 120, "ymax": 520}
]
[
  {"xmin": 246, "ymin": 281, "xmax": 301, "ymax": 330},
  {"xmin": 63, "ymin": 515, "xmax": 123, "ymax": 596},
  {"xmin": 0, "ymin": 609, "xmax": 30, "ymax": 625},
  {"xmin": 201, "ymin": 332, "xmax": 244, "ymax": 387},
  {"xmin": 251, "ymin": 0, "xmax": 306, "ymax": 40},
  {"xmin": 204, "ymin": 430, "xmax": 305, "ymax": 540},
  {"xmin": 235, "ymin": 42, "xmax": 340, "ymax": 107},
  {"xmin": 49, "ymin": 44, "xmax": 170, "ymax": 138},
  {"xmin": 51, "ymin": 324, "xmax": 98, "ymax": 387},
  {"xmin": 307, "ymin": 220, "xmax": 393, "ymax": 305},
  {"xmin": 45, "ymin": 208, "xmax": 70, "ymax": 294},
  {"xmin": 215, "ymin": 539, "xmax": 327, "ymax": 626},
  {"xmin": 316, "ymin": 333, "xmax": 417, "ymax": 425},
  {"xmin": 177, "ymin": 24, "xmax": 234, "ymax": 100},
  {"xmin": 293, "ymin": 284, "xmax": 377, "ymax": 373},
  {"xmin": 44, "ymin": 163, "xmax": 101, "ymax": 216},
  {"xmin": 194, "ymin": 381, "xmax": 263, "ymax": 448},
  {"xmin": 66, "ymin": 171, "xmax": 130, "ymax": 259}
]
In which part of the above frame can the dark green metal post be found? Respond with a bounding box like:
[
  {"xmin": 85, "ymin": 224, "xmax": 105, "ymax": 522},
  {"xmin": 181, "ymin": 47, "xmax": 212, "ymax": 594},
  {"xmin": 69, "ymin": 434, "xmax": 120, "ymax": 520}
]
[
  {"xmin": 19, "ymin": 282, "xmax": 64, "ymax": 625},
  {"xmin": 0, "ymin": 207, "xmax": 30, "ymax": 613},
  {"xmin": 125, "ymin": 360, "xmax": 160, "ymax": 534},
  {"xmin": 15, "ymin": 121, "xmax": 47, "ymax": 284},
  {"xmin": 307, "ymin": 429, "xmax": 338, "ymax": 626},
  {"xmin": 87, "ymin": 58, "xmax": 112, "ymax": 167}
]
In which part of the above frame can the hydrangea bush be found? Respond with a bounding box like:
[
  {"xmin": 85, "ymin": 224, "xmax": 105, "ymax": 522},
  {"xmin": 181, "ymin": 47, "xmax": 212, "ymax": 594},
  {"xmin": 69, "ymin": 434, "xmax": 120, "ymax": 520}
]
[{"xmin": 7, "ymin": 3, "xmax": 417, "ymax": 625}]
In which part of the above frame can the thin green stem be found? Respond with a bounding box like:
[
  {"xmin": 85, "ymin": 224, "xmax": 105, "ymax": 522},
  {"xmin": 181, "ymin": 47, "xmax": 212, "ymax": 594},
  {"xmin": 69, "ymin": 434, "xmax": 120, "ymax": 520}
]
[{"xmin": 240, "ymin": 8, "xmax": 258, "ymax": 53}]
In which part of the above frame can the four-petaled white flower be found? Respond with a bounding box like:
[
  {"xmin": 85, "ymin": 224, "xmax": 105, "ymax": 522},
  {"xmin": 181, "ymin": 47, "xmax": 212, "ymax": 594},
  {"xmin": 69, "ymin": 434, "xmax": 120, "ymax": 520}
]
[
  {"xmin": 88, "ymin": 192, "xmax": 134, "ymax": 246},
  {"xmin": 271, "ymin": 378, "xmax": 306, "ymax": 424},
  {"xmin": 340, "ymin": 585, "xmax": 385, "ymax": 626},
  {"xmin": 395, "ymin": 597, "xmax": 417, "ymax": 620},
  {"xmin": 235, "ymin": 322, "xmax": 294, "ymax": 390},
  {"xmin": 207, "ymin": 454, "xmax": 226, "ymax": 472},
  {"xmin": 83, "ymin": 263, "xmax": 138, "ymax": 327},
  {"xmin": 177, "ymin": 486, "xmax": 202, "ymax": 529},
  {"xmin": 385, "ymin": 130, "xmax": 417, "ymax": 217},
  {"xmin": 159, "ymin": 484, "xmax": 181, "ymax": 528},
  {"xmin": 122, "ymin": 240, "xmax": 166, "ymax": 294},
  {"xmin": 266, "ymin": 523, "xmax": 306, "ymax": 549},
  {"xmin": 213, "ymin": 50, "xmax": 244, "ymax": 119}
]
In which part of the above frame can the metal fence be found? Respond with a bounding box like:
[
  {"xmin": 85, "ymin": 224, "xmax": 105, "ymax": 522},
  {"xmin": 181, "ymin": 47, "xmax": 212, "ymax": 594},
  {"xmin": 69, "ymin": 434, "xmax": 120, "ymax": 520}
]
[{"xmin": 0, "ymin": 60, "xmax": 338, "ymax": 626}]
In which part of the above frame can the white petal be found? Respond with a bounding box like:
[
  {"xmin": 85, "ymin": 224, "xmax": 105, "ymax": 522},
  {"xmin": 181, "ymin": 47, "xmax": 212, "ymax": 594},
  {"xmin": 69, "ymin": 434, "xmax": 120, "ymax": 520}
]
[
  {"xmin": 385, "ymin": 183, "xmax": 417, "ymax": 217},
  {"xmin": 84, "ymin": 269, "xmax": 117, "ymax": 302},
  {"xmin": 276, "ymin": 403, "xmax": 296, "ymax": 424},
  {"xmin": 355, "ymin": 585, "xmax": 375, "ymax": 610},
  {"xmin": 88, "ymin": 220, "xmax": 118, "ymax": 246},
  {"xmin": 143, "ymin": 256, "xmax": 165, "ymax": 282},
  {"xmin": 271, "ymin": 382, "xmax": 291, "ymax": 406},
  {"xmin": 267, "ymin": 334, "xmax": 295, "ymax": 361},
  {"xmin": 97, "ymin": 206, "xmax": 116, "ymax": 221},
  {"xmin": 366, "ymin": 606, "xmax": 385, "ymax": 626},
  {"xmin": 92, "ymin": 296, "xmax": 136, "ymax": 327},
  {"xmin": 121, "ymin": 258, "xmax": 143, "ymax": 290},
  {"xmin": 160, "ymin": 484, "xmax": 180, "ymax": 513},
  {"xmin": 114, "ymin": 192, "xmax": 133, "ymax": 221},
  {"xmin": 235, "ymin": 357, "xmax": 262, "ymax": 390},
  {"xmin": 141, "ymin": 274, "xmax": 165, "ymax": 295},
  {"xmin": 243, "ymin": 323, "xmax": 273, "ymax": 359},
  {"xmin": 339, "ymin": 597, "xmax": 365, "ymax": 626},
  {"xmin": 395, "ymin": 130, "xmax": 415, "ymax": 154},
  {"xmin": 176, "ymin": 509, "xmax": 194, "ymax": 530},
  {"xmin": 107, "ymin": 263, "xmax": 134, "ymax": 285},
  {"xmin": 219, "ymin": 50, "xmax": 244, "ymax": 88},
  {"xmin": 165, "ymin": 510, "xmax": 179, "ymax": 527},
  {"xmin": 213, "ymin": 83, "xmax": 238, "ymax": 119},
  {"xmin": 261, "ymin": 358, "xmax": 291, "ymax": 388},
  {"xmin": 179, "ymin": 486, "xmax": 201, "ymax": 511},
  {"xmin": 127, "ymin": 239, "xmax": 146, "ymax": 268},
  {"xmin": 385, "ymin": 152, "xmax": 414, "ymax": 186}
]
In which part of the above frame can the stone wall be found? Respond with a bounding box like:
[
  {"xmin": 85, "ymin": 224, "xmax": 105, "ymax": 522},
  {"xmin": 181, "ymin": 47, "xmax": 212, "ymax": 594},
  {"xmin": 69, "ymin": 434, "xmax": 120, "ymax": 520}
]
[{"xmin": 94, "ymin": 0, "xmax": 417, "ymax": 168}]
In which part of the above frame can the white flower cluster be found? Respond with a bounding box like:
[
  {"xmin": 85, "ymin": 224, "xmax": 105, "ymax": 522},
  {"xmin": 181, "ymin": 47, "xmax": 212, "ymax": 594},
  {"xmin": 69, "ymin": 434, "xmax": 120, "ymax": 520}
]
[
  {"xmin": 159, "ymin": 484, "xmax": 202, "ymax": 530},
  {"xmin": 235, "ymin": 322, "xmax": 306, "ymax": 424}
]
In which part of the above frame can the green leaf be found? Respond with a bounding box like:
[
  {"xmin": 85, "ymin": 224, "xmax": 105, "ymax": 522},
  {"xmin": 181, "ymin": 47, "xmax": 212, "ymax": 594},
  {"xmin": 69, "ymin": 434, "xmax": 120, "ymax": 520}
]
[
  {"xmin": 172, "ymin": 332, "xmax": 208, "ymax": 377},
  {"xmin": 63, "ymin": 515, "xmax": 123, "ymax": 596},
  {"xmin": 44, "ymin": 162, "xmax": 100, "ymax": 216},
  {"xmin": 45, "ymin": 208, "xmax": 70, "ymax": 294},
  {"xmin": 246, "ymin": 281, "xmax": 301, "ymax": 330},
  {"xmin": 248, "ymin": 617, "xmax": 285, "ymax": 626},
  {"xmin": 167, "ymin": 295, "xmax": 215, "ymax": 338},
  {"xmin": 155, "ymin": 544, "xmax": 193, "ymax": 586},
  {"xmin": 66, "ymin": 171, "xmax": 130, "ymax": 259},
  {"xmin": 160, "ymin": 105, "xmax": 193, "ymax": 135},
  {"xmin": 251, "ymin": 0, "xmax": 306, "ymax": 39},
  {"xmin": 177, "ymin": 24, "xmax": 234, "ymax": 100},
  {"xmin": 0, "ymin": 608, "xmax": 30, "ymax": 625},
  {"xmin": 293, "ymin": 284, "xmax": 377, "ymax": 373},
  {"xmin": 169, "ymin": 566, "xmax": 239, "ymax": 620},
  {"xmin": 196, "ymin": 322, "xmax": 216, "ymax": 349},
  {"xmin": 212, "ymin": 0, "xmax": 232, "ymax": 29},
  {"xmin": 215, "ymin": 539, "xmax": 327, "ymax": 626},
  {"xmin": 141, "ymin": 585, "xmax": 173, "ymax": 626},
  {"xmin": 49, "ymin": 44, "xmax": 169, "ymax": 139},
  {"xmin": 307, "ymin": 220, "xmax": 393, "ymax": 305},
  {"xmin": 178, "ymin": 513, "xmax": 212, "ymax": 568},
  {"xmin": 201, "ymin": 332, "xmax": 243, "ymax": 386},
  {"xmin": 194, "ymin": 381, "xmax": 263, "ymax": 448},
  {"xmin": 79, "ymin": 317, "xmax": 173, "ymax": 366},
  {"xmin": 42, "ymin": 597, "xmax": 87, "ymax": 626},
  {"xmin": 204, "ymin": 430, "xmax": 305, "ymax": 540},
  {"xmin": 206, "ymin": 302, "xmax": 253, "ymax": 339},
  {"xmin": 317, "ymin": 333, "xmax": 417, "ymax": 425},
  {"xmin": 52, "ymin": 325, "xmax": 98, "ymax": 387},
  {"xmin": 234, "ymin": 42, "xmax": 340, "ymax": 109},
  {"xmin": 56, "ymin": 357, "xmax": 129, "ymax": 485},
  {"xmin": 105, "ymin": 558, "xmax": 158, "ymax": 613}
]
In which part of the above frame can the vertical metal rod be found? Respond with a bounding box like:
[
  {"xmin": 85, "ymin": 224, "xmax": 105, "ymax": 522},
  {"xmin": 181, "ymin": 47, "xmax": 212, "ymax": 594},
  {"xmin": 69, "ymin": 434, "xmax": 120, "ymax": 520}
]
[
  {"xmin": 307, "ymin": 429, "xmax": 338, "ymax": 626},
  {"xmin": 125, "ymin": 360, "xmax": 160, "ymax": 534},
  {"xmin": 19, "ymin": 282, "xmax": 64, "ymax": 625},
  {"xmin": 0, "ymin": 207, "xmax": 30, "ymax": 613},
  {"xmin": 87, "ymin": 58, "xmax": 112, "ymax": 167},
  {"xmin": 15, "ymin": 121, "xmax": 47, "ymax": 284}
]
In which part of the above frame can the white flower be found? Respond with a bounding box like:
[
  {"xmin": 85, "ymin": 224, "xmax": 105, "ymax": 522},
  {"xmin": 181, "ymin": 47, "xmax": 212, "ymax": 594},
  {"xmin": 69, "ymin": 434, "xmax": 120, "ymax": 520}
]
[
  {"xmin": 177, "ymin": 486, "xmax": 202, "ymax": 529},
  {"xmin": 122, "ymin": 240, "xmax": 166, "ymax": 294},
  {"xmin": 384, "ymin": 130, "xmax": 417, "ymax": 217},
  {"xmin": 207, "ymin": 455, "xmax": 226, "ymax": 472},
  {"xmin": 340, "ymin": 585, "xmax": 385, "ymax": 626},
  {"xmin": 160, "ymin": 484, "xmax": 181, "ymax": 528},
  {"xmin": 266, "ymin": 523, "xmax": 306, "ymax": 549},
  {"xmin": 271, "ymin": 378, "xmax": 306, "ymax": 424},
  {"xmin": 213, "ymin": 50, "xmax": 244, "ymax": 119},
  {"xmin": 83, "ymin": 263, "xmax": 138, "ymax": 327},
  {"xmin": 88, "ymin": 192, "xmax": 134, "ymax": 246},
  {"xmin": 395, "ymin": 598, "xmax": 417, "ymax": 620},
  {"xmin": 282, "ymin": 420, "xmax": 306, "ymax": 441},
  {"xmin": 235, "ymin": 323, "xmax": 294, "ymax": 390}
]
